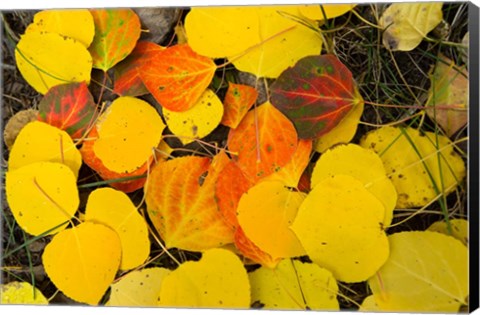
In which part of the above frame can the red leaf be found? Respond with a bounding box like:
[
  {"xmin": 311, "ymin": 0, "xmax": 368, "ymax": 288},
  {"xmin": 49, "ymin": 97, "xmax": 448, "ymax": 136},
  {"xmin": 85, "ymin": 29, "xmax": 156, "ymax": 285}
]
[
  {"xmin": 221, "ymin": 83, "xmax": 258, "ymax": 129},
  {"xmin": 227, "ymin": 102, "xmax": 298, "ymax": 181},
  {"xmin": 38, "ymin": 82, "xmax": 97, "ymax": 139},
  {"xmin": 113, "ymin": 41, "xmax": 165, "ymax": 97},
  {"xmin": 139, "ymin": 44, "xmax": 216, "ymax": 112},
  {"xmin": 89, "ymin": 9, "xmax": 141, "ymax": 71},
  {"xmin": 270, "ymin": 54, "xmax": 359, "ymax": 139}
]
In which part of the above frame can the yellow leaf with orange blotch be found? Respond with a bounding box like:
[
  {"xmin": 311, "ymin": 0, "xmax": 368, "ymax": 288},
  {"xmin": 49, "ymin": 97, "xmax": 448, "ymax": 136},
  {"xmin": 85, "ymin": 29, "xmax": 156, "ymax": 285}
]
[
  {"xmin": 159, "ymin": 248, "xmax": 250, "ymax": 308},
  {"xmin": 85, "ymin": 187, "xmax": 150, "ymax": 270},
  {"xmin": 6, "ymin": 162, "xmax": 79, "ymax": 236},
  {"xmin": 8, "ymin": 121, "xmax": 82, "ymax": 177},
  {"xmin": 234, "ymin": 227, "xmax": 281, "ymax": 268},
  {"xmin": 42, "ymin": 222, "xmax": 121, "ymax": 305},
  {"xmin": 237, "ymin": 181, "xmax": 307, "ymax": 260},
  {"xmin": 221, "ymin": 83, "xmax": 258, "ymax": 129},
  {"xmin": 145, "ymin": 152, "xmax": 234, "ymax": 251},
  {"xmin": 228, "ymin": 102, "xmax": 298, "ymax": 181}
]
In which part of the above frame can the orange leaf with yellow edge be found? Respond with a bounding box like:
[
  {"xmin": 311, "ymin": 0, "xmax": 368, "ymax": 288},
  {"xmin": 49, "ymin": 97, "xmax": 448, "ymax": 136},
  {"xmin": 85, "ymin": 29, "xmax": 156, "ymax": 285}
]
[
  {"xmin": 139, "ymin": 44, "xmax": 216, "ymax": 112},
  {"xmin": 8, "ymin": 121, "xmax": 82, "ymax": 177},
  {"xmin": 85, "ymin": 187, "xmax": 150, "ymax": 270},
  {"xmin": 234, "ymin": 227, "xmax": 280, "ymax": 269},
  {"xmin": 221, "ymin": 83, "xmax": 258, "ymax": 129},
  {"xmin": 237, "ymin": 181, "xmax": 306, "ymax": 260},
  {"xmin": 159, "ymin": 248, "xmax": 250, "ymax": 308},
  {"xmin": 88, "ymin": 8, "xmax": 141, "ymax": 71},
  {"xmin": 6, "ymin": 162, "xmax": 78, "ymax": 237},
  {"xmin": 215, "ymin": 159, "xmax": 253, "ymax": 231},
  {"xmin": 261, "ymin": 139, "xmax": 312, "ymax": 188},
  {"xmin": 145, "ymin": 152, "xmax": 234, "ymax": 251},
  {"xmin": 228, "ymin": 102, "xmax": 298, "ymax": 181},
  {"xmin": 42, "ymin": 222, "xmax": 121, "ymax": 305}
]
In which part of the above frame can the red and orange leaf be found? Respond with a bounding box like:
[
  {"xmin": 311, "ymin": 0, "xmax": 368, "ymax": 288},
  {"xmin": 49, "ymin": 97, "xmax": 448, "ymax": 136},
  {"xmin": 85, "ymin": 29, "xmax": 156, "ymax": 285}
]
[
  {"xmin": 113, "ymin": 41, "xmax": 165, "ymax": 97},
  {"xmin": 261, "ymin": 139, "xmax": 313, "ymax": 188},
  {"xmin": 215, "ymin": 159, "xmax": 253, "ymax": 231},
  {"xmin": 139, "ymin": 44, "xmax": 216, "ymax": 112},
  {"xmin": 221, "ymin": 83, "xmax": 258, "ymax": 129},
  {"xmin": 145, "ymin": 152, "xmax": 234, "ymax": 251},
  {"xmin": 227, "ymin": 102, "xmax": 298, "ymax": 181},
  {"xmin": 234, "ymin": 227, "xmax": 280, "ymax": 269},
  {"xmin": 89, "ymin": 9, "xmax": 141, "ymax": 71},
  {"xmin": 80, "ymin": 127, "xmax": 149, "ymax": 193},
  {"xmin": 270, "ymin": 54, "xmax": 360, "ymax": 139},
  {"xmin": 38, "ymin": 82, "xmax": 97, "ymax": 140}
]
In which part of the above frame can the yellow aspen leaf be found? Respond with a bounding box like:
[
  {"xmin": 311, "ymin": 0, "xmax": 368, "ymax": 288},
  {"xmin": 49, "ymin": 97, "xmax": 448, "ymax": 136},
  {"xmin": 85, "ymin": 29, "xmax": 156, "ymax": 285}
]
[
  {"xmin": 299, "ymin": 4, "xmax": 357, "ymax": 20},
  {"xmin": 249, "ymin": 259, "xmax": 339, "ymax": 310},
  {"xmin": 261, "ymin": 139, "xmax": 312, "ymax": 188},
  {"xmin": 359, "ymin": 295, "xmax": 379, "ymax": 311},
  {"xmin": 163, "ymin": 89, "xmax": 223, "ymax": 145},
  {"xmin": 314, "ymin": 94, "xmax": 364, "ymax": 153},
  {"xmin": 359, "ymin": 126, "xmax": 466, "ymax": 208},
  {"xmin": 1, "ymin": 281, "xmax": 48, "ymax": 305},
  {"xmin": 106, "ymin": 268, "xmax": 171, "ymax": 306},
  {"xmin": 428, "ymin": 218, "xmax": 468, "ymax": 246},
  {"xmin": 311, "ymin": 144, "xmax": 397, "ymax": 226},
  {"xmin": 368, "ymin": 231, "xmax": 468, "ymax": 312},
  {"xmin": 185, "ymin": 6, "xmax": 322, "ymax": 78},
  {"xmin": 291, "ymin": 174, "xmax": 389, "ymax": 283},
  {"xmin": 145, "ymin": 153, "xmax": 234, "ymax": 251},
  {"xmin": 426, "ymin": 55, "xmax": 468, "ymax": 137},
  {"xmin": 25, "ymin": 9, "xmax": 95, "ymax": 47},
  {"xmin": 379, "ymin": 3, "xmax": 443, "ymax": 51},
  {"xmin": 234, "ymin": 227, "xmax": 281, "ymax": 269},
  {"xmin": 15, "ymin": 32, "xmax": 92, "ymax": 94},
  {"xmin": 6, "ymin": 162, "xmax": 78, "ymax": 236},
  {"xmin": 159, "ymin": 248, "xmax": 250, "ymax": 308},
  {"xmin": 92, "ymin": 96, "xmax": 165, "ymax": 174},
  {"xmin": 221, "ymin": 83, "xmax": 258, "ymax": 129},
  {"xmin": 237, "ymin": 181, "xmax": 307, "ymax": 260},
  {"xmin": 42, "ymin": 222, "xmax": 121, "ymax": 305},
  {"xmin": 85, "ymin": 187, "xmax": 150, "ymax": 270}
]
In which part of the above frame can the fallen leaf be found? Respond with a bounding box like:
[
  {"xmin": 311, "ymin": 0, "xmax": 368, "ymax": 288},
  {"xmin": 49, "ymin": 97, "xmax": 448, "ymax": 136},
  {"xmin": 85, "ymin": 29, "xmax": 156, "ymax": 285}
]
[
  {"xmin": 227, "ymin": 102, "xmax": 298, "ymax": 181},
  {"xmin": 185, "ymin": 6, "xmax": 322, "ymax": 78},
  {"xmin": 139, "ymin": 44, "xmax": 216, "ymax": 112},
  {"xmin": 368, "ymin": 231, "xmax": 468, "ymax": 312},
  {"xmin": 159, "ymin": 248, "xmax": 250, "ymax": 308},
  {"xmin": 234, "ymin": 227, "xmax": 280, "ymax": 268},
  {"xmin": 6, "ymin": 162, "xmax": 79, "ymax": 236},
  {"xmin": 42, "ymin": 222, "xmax": 121, "ymax": 305},
  {"xmin": 249, "ymin": 259, "xmax": 339, "ymax": 310},
  {"xmin": 107, "ymin": 268, "xmax": 171, "ymax": 306},
  {"xmin": 89, "ymin": 8, "xmax": 141, "ymax": 71},
  {"xmin": 163, "ymin": 89, "xmax": 223, "ymax": 145},
  {"xmin": 237, "ymin": 181, "xmax": 306, "ymax": 260},
  {"xmin": 426, "ymin": 55, "xmax": 468, "ymax": 136},
  {"xmin": 8, "ymin": 121, "xmax": 82, "ymax": 177},
  {"xmin": 3, "ymin": 109, "xmax": 38, "ymax": 150},
  {"xmin": 113, "ymin": 41, "xmax": 165, "ymax": 97},
  {"xmin": 360, "ymin": 126, "xmax": 466, "ymax": 208},
  {"xmin": 379, "ymin": 3, "xmax": 443, "ymax": 51},
  {"xmin": 359, "ymin": 295, "xmax": 379, "ymax": 311},
  {"xmin": 145, "ymin": 153, "xmax": 234, "ymax": 251},
  {"xmin": 25, "ymin": 9, "xmax": 95, "ymax": 47},
  {"xmin": 38, "ymin": 82, "xmax": 97, "ymax": 140},
  {"xmin": 311, "ymin": 143, "xmax": 397, "ymax": 226},
  {"xmin": 291, "ymin": 174, "xmax": 389, "ymax": 283},
  {"xmin": 1, "ymin": 281, "xmax": 48, "ymax": 305},
  {"xmin": 15, "ymin": 32, "xmax": 92, "ymax": 94},
  {"xmin": 299, "ymin": 4, "xmax": 356, "ymax": 20},
  {"xmin": 270, "ymin": 54, "xmax": 360, "ymax": 139},
  {"xmin": 428, "ymin": 218, "xmax": 468, "ymax": 246},
  {"xmin": 85, "ymin": 187, "xmax": 150, "ymax": 270},
  {"xmin": 221, "ymin": 83, "xmax": 258, "ymax": 129}
]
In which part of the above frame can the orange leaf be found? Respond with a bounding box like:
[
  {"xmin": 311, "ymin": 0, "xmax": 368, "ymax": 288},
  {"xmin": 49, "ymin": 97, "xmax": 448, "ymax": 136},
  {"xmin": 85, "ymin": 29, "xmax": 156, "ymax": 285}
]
[
  {"xmin": 221, "ymin": 83, "xmax": 258, "ymax": 129},
  {"xmin": 215, "ymin": 159, "xmax": 253, "ymax": 231},
  {"xmin": 234, "ymin": 227, "xmax": 280, "ymax": 269},
  {"xmin": 228, "ymin": 102, "xmax": 298, "ymax": 181},
  {"xmin": 81, "ymin": 127, "xmax": 149, "ymax": 193},
  {"xmin": 145, "ymin": 152, "xmax": 234, "ymax": 251},
  {"xmin": 139, "ymin": 44, "xmax": 216, "ymax": 112}
]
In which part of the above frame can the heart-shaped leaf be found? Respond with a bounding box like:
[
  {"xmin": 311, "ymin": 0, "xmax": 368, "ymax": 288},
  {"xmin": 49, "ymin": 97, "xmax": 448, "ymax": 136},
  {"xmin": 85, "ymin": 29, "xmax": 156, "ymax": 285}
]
[{"xmin": 270, "ymin": 54, "xmax": 360, "ymax": 139}]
